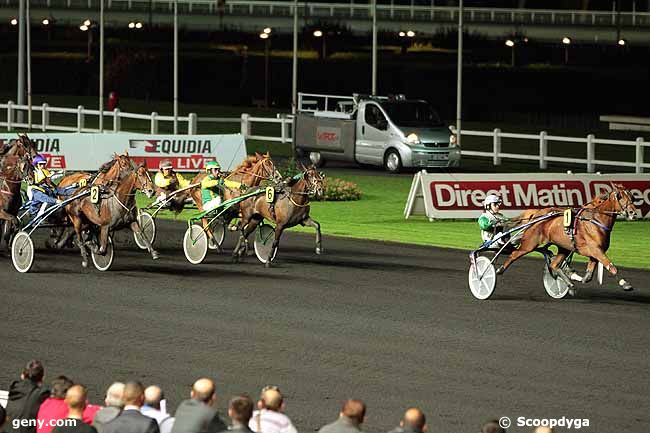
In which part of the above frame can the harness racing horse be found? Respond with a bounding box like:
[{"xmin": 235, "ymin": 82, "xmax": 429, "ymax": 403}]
[
  {"xmin": 188, "ymin": 153, "xmax": 280, "ymax": 246},
  {"xmin": 497, "ymin": 183, "xmax": 638, "ymax": 291},
  {"xmin": 0, "ymin": 134, "xmax": 36, "ymax": 249},
  {"xmin": 0, "ymin": 152, "xmax": 33, "ymax": 249},
  {"xmin": 233, "ymin": 166, "xmax": 324, "ymax": 267},
  {"xmin": 64, "ymin": 154, "xmax": 157, "ymax": 267},
  {"xmin": 47, "ymin": 154, "xmax": 146, "ymax": 249}
]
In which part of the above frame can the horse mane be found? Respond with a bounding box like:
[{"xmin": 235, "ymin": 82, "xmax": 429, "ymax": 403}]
[
  {"xmin": 232, "ymin": 153, "xmax": 269, "ymax": 173},
  {"xmin": 98, "ymin": 158, "xmax": 117, "ymax": 173}
]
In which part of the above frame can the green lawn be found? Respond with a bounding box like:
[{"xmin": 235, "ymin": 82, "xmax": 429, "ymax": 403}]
[{"xmin": 140, "ymin": 169, "xmax": 650, "ymax": 270}]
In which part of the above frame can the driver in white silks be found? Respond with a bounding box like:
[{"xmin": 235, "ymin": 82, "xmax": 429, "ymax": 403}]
[{"xmin": 477, "ymin": 194, "xmax": 521, "ymax": 249}]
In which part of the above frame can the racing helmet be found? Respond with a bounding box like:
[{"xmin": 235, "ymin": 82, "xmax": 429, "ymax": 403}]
[
  {"xmin": 205, "ymin": 160, "xmax": 221, "ymax": 172},
  {"xmin": 32, "ymin": 154, "xmax": 47, "ymax": 167},
  {"xmin": 483, "ymin": 194, "xmax": 502, "ymax": 209},
  {"xmin": 159, "ymin": 159, "xmax": 173, "ymax": 170}
]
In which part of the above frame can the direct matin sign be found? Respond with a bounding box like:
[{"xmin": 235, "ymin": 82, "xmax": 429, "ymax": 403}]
[{"xmin": 404, "ymin": 171, "xmax": 650, "ymax": 220}]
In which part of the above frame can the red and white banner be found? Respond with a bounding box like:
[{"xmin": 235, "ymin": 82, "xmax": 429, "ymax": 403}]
[
  {"xmin": 404, "ymin": 171, "xmax": 650, "ymax": 220},
  {"xmin": 0, "ymin": 133, "xmax": 247, "ymax": 172}
]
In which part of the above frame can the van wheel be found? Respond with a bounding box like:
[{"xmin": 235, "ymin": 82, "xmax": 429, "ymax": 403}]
[
  {"xmin": 384, "ymin": 150, "xmax": 402, "ymax": 173},
  {"xmin": 309, "ymin": 152, "xmax": 326, "ymax": 168}
]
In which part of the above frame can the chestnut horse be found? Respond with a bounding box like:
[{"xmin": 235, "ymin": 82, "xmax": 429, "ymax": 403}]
[
  {"xmin": 497, "ymin": 183, "xmax": 638, "ymax": 291},
  {"xmin": 187, "ymin": 153, "xmax": 280, "ymax": 246},
  {"xmin": 233, "ymin": 166, "xmax": 324, "ymax": 267},
  {"xmin": 64, "ymin": 154, "xmax": 157, "ymax": 267}
]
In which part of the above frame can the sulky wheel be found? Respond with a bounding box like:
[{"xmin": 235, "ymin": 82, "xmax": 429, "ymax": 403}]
[
  {"xmin": 91, "ymin": 236, "xmax": 115, "ymax": 271},
  {"xmin": 208, "ymin": 220, "xmax": 226, "ymax": 250},
  {"xmin": 12, "ymin": 231, "xmax": 34, "ymax": 273},
  {"xmin": 468, "ymin": 256, "xmax": 496, "ymax": 300},
  {"xmin": 543, "ymin": 264, "xmax": 571, "ymax": 299},
  {"xmin": 254, "ymin": 224, "xmax": 277, "ymax": 264},
  {"xmin": 134, "ymin": 211, "xmax": 156, "ymax": 250},
  {"xmin": 183, "ymin": 224, "xmax": 208, "ymax": 265}
]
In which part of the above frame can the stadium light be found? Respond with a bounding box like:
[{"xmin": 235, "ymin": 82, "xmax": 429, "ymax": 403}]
[
  {"xmin": 135, "ymin": 22, "xmax": 143, "ymax": 29},
  {"xmin": 618, "ymin": 38, "xmax": 626, "ymax": 46},
  {"xmin": 406, "ymin": 30, "xmax": 415, "ymax": 38},
  {"xmin": 42, "ymin": 18, "xmax": 49, "ymax": 25},
  {"xmin": 259, "ymin": 32, "xmax": 269, "ymax": 39},
  {"xmin": 562, "ymin": 37, "xmax": 571, "ymax": 45},
  {"xmin": 505, "ymin": 39, "xmax": 515, "ymax": 47},
  {"xmin": 128, "ymin": 22, "xmax": 135, "ymax": 28},
  {"xmin": 313, "ymin": 29, "xmax": 323, "ymax": 37},
  {"xmin": 11, "ymin": 18, "xmax": 18, "ymax": 25},
  {"xmin": 398, "ymin": 31, "xmax": 405, "ymax": 37},
  {"xmin": 84, "ymin": 19, "xmax": 91, "ymax": 26},
  {"xmin": 263, "ymin": 27, "xmax": 272, "ymax": 34},
  {"xmin": 80, "ymin": 24, "xmax": 89, "ymax": 31}
]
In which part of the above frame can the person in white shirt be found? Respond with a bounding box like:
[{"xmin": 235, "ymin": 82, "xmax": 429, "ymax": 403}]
[
  {"xmin": 141, "ymin": 386, "xmax": 173, "ymax": 432},
  {"xmin": 248, "ymin": 387, "xmax": 297, "ymax": 433}
]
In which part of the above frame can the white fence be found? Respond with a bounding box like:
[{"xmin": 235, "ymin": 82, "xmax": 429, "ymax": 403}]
[
  {"xmin": 458, "ymin": 128, "xmax": 648, "ymax": 174},
  {"xmin": 3, "ymin": 101, "xmax": 647, "ymax": 173},
  {"xmin": 1, "ymin": 101, "xmax": 202, "ymax": 134}
]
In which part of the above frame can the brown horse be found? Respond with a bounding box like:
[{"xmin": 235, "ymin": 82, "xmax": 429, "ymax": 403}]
[
  {"xmin": 187, "ymin": 153, "xmax": 280, "ymax": 246},
  {"xmin": 233, "ymin": 166, "xmax": 324, "ymax": 267},
  {"xmin": 0, "ymin": 134, "xmax": 36, "ymax": 248},
  {"xmin": 497, "ymin": 183, "xmax": 638, "ymax": 291},
  {"xmin": 65, "ymin": 154, "xmax": 157, "ymax": 267}
]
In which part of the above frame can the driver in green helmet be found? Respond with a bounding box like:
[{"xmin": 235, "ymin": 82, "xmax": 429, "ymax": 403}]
[{"xmin": 200, "ymin": 160, "xmax": 242, "ymax": 211}]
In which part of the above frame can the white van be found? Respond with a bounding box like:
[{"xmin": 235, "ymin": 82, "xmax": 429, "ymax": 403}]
[{"xmin": 294, "ymin": 93, "xmax": 460, "ymax": 173}]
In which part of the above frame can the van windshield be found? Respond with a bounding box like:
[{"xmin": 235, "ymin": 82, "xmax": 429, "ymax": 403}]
[{"xmin": 380, "ymin": 102, "xmax": 444, "ymax": 128}]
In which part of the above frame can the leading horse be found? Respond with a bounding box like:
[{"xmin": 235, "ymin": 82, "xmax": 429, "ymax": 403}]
[{"xmin": 497, "ymin": 183, "xmax": 638, "ymax": 291}]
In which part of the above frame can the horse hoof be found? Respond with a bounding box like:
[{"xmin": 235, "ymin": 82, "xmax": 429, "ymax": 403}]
[
  {"xmin": 151, "ymin": 251, "xmax": 160, "ymax": 260},
  {"xmin": 264, "ymin": 261, "xmax": 271, "ymax": 269},
  {"xmin": 569, "ymin": 288, "xmax": 578, "ymax": 297},
  {"xmin": 495, "ymin": 265, "xmax": 505, "ymax": 275},
  {"xmin": 619, "ymin": 279, "xmax": 634, "ymax": 291},
  {"xmin": 316, "ymin": 247, "xmax": 322, "ymax": 255},
  {"xmin": 82, "ymin": 260, "xmax": 88, "ymax": 268}
]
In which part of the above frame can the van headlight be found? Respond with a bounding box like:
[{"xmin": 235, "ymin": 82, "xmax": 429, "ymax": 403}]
[
  {"xmin": 405, "ymin": 133, "xmax": 421, "ymax": 146},
  {"xmin": 449, "ymin": 134, "xmax": 459, "ymax": 148}
]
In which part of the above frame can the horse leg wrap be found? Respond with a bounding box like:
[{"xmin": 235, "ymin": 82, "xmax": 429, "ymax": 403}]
[{"xmin": 570, "ymin": 272, "xmax": 584, "ymax": 282}]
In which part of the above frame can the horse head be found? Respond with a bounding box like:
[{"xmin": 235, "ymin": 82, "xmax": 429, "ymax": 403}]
[
  {"xmin": 610, "ymin": 182, "xmax": 637, "ymax": 220},
  {"xmin": 303, "ymin": 166, "xmax": 325, "ymax": 198},
  {"xmin": 134, "ymin": 162, "xmax": 155, "ymax": 198},
  {"xmin": 17, "ymin": 133, "xmax": 38, "ymax": 159}
]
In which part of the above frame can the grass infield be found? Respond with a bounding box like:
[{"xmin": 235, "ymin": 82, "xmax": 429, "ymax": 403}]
[{"xmin": 138, "ymin": 169, "xmax": 650, "ymax": 270}]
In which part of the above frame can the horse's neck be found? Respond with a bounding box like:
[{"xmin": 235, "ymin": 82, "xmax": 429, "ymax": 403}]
[
  {"xmin": 113, "ymin": 171, "xmax": 137, "ymax": 207},
  {"xmin": 289, "ymin": 178, "xmax": 309, "ymax": 203},
  {"xmin": 590, "ymin": 198, "xmax": 617, "ymax": 228}
]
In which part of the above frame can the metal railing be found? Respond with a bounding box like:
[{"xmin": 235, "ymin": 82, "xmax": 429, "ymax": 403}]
[
  {"xmin": 1, "ymin": 101, "xmax": 199, "ymax": 134},
  {"xmin": 6, "ymin": 0, "xmax": 650, "ymax": 27}
]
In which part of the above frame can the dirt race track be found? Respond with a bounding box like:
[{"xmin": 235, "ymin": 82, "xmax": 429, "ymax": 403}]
[{"xmin": 1, "ymin": 220, "xmax": 649, "ymax": 433}]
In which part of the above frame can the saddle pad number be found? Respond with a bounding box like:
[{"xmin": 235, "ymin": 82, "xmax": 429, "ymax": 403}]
[
  {"xmin": 563, "ymin": 209, "xmax": 572, "ymax": 227},
  {"xmin": 78, "ymin": 178, "xmax": 87, "ymax": 187},
  {"xmin": 90, "ymin": 186, "xmax": 100, "ymax": 204},
  {"xmin": 265, "ymin": 186, "xmax": 275, "ymax": 203}
]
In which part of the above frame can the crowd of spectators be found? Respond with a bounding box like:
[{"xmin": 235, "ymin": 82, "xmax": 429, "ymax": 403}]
[{"xmin": 1, "ymin": 360, "xmax": 553, "ymax": 433}]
